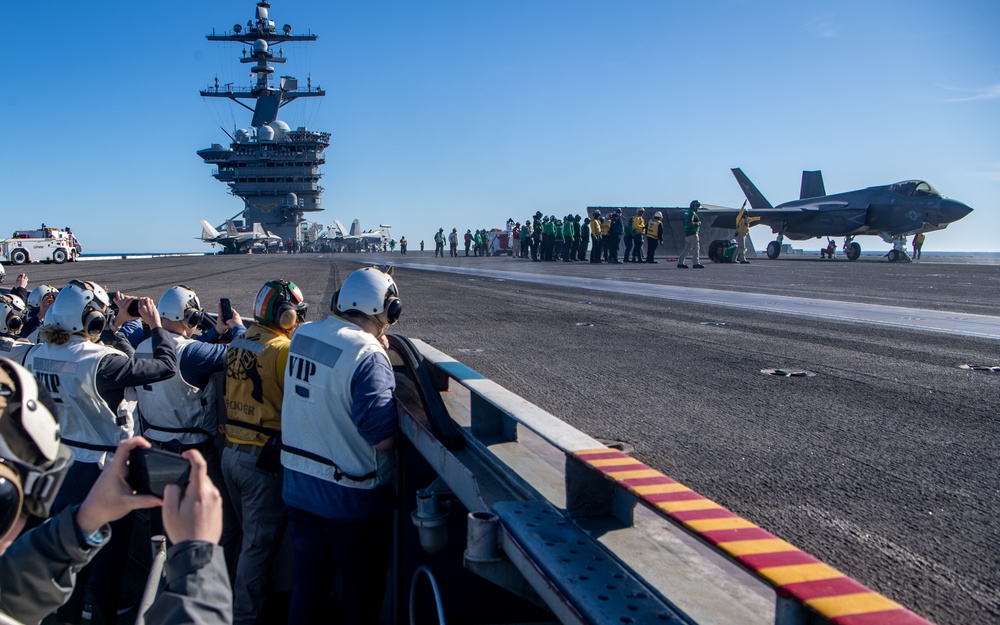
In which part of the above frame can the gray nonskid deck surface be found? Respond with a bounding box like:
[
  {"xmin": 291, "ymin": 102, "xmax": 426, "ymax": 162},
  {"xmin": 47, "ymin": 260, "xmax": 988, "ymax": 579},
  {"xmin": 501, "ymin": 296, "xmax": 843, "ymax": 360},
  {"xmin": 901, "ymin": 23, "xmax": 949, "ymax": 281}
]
[{"xmin": 13, "ymin": 253, "xmax": 1000, "ymax": 624}]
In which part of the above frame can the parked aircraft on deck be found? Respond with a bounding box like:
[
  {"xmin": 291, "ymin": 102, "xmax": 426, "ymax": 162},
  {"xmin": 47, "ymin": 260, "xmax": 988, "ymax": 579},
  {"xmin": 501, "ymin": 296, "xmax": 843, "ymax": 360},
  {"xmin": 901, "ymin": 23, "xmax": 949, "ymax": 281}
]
[
  {"xmin": 715, "ymin": 168, "xmax": 974, "ymax": 262},
  {"xmin": 198, "ymin": 219, "xmax": 281, "ymax": 253}
]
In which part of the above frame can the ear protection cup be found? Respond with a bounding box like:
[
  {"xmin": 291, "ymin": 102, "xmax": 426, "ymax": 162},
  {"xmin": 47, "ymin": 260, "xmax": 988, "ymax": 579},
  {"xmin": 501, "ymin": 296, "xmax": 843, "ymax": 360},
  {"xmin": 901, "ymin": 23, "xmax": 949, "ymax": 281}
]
[
  {"xmin": 5, "ymin": 315, "xmax": 22, "ymax": 336},
  {"xmin": 185, "ymin": 309, "xmax": 205, "ymax": 329},
  {"xmin": 277, "ymin": 304, "xmax": 297, "ymax": 330},
  {"xmin": 385, "ymin": 297, "xmax": 402, "ymax": 325},
  {"xmin": 0, "ymin": 462, "xmax": 24, "ymax": 543},
  {"xmin": 84, "ymin": 310, "xmax": 106, "ymax": 338}
]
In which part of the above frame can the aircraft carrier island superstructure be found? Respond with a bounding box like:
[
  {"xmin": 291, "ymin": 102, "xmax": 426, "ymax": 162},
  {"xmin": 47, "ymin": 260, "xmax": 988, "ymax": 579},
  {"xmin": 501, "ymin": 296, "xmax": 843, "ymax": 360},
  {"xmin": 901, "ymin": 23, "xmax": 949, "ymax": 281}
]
[{"xmin": 197, "ymin": 1, "xmax": 329, "ymax": 245}]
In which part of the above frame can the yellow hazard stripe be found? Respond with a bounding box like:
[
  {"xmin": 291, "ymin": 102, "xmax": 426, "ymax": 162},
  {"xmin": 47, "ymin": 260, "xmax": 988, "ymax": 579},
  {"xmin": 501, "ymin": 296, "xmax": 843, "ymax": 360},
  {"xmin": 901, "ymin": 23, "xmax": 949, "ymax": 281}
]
[
  {"xmin": 807, "ymin": 592, "xmax": 903, "ymax": 618},
  {"xmin": 757, "ymin": 563, "xmax": 843, "ymax": 586},
  {"xmin": 684, "ymin": 517, "xmax": 757, "ymax": 532}
]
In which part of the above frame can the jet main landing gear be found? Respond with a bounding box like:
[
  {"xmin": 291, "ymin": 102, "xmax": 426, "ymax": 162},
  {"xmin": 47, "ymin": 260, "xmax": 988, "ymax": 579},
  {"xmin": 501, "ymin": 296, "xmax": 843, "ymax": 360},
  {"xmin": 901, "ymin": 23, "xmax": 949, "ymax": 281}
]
[{"xmin": 844, "ymin": 237, "xmax": 862, "ymax": 261}]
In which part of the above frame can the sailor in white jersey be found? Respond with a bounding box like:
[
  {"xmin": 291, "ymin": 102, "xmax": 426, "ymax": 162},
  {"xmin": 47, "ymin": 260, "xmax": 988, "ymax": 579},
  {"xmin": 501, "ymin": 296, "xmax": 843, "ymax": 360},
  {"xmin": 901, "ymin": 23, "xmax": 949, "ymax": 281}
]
[
  {"xmin": 23, "ymin": 280, "xmax": 178, "ymax": 625},
  {"xmin": 282, "ymin": 267, "xmax": 402, "ymax": 625}
]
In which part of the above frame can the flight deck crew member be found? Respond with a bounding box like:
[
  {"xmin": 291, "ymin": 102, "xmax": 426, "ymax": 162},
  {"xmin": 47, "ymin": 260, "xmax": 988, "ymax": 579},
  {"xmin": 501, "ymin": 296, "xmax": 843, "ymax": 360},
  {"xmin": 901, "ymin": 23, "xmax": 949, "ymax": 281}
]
[
  {"xmin": 590, "ymin": 211, "xmax": 604, "ymax": 263},
  {"xmin": 735, "ymin": 203, "xmax": 760, "ymax": 264},
  {"xmin": 449, "ymin": 228, "xmax": 460, "ymax": 257},
  {"xmin": 531, "ymin": 212, "xmax": 543, "ymax": 261},
  {"xmin": 433, "ymin": 228, "xmax": 445, "ymax": 257},
  {"xmin": 631, "ymin": 208, "xmax": 646, "ymax": 262},
  {"xmin": 400, "ymin": 236, "xmax": 407, "ymax": 254},
  {"xmin": 134, "ymin": 286, "xmax": 245, "ymax": 571},
  {"xmin": 912, "ymin": 232, "xmax": 925, "ymax": 259},
  {"xmin": 645, "ymin": 211, "xmax": 664, "ymax": 263},
  {"xmin": 578, "ymin": 216, "xmax": 590, "ymax": 260},
  {"xmin": 222, "ymin": 279, "xmax": 307, "ymax": 625},
  {"xmin": 282, "ymin": 267, "xmax": 402, "ymax": 625},
  {"xmin": 541, "ymin": 216, "xmax": 556, "ymax": 261},
  {"xmin": 607, "ymin": 208, "xmax": 624, "ymax": 263},
  {"xmin": 600, "ymin": 211, "xmax": 612, "ymax": 261},
  {"xmin": 465, "ymin": 229, "xmax": 473, "ymax": 256},
  {"xmin": 678, "ymin": 200, "xmax": 705, "ymax": 268},
  {"xmin": 25, "ymin": 281, "xmax": 177, "ymax": 625},
  {"xmin": 519, "ymin": 221, "xmax": 531, "ymax": 258},
  {"xmin": 563, "ymin": 216, "xmax": 575, "ymax": 262}
]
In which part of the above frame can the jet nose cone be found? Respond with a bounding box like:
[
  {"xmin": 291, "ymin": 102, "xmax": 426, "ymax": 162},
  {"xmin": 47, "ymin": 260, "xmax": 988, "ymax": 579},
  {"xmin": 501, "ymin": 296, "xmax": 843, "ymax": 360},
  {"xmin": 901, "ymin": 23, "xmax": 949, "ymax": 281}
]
[{"xmin": 941, "ymin": 199, "xmax": 974, "ymax": 223}]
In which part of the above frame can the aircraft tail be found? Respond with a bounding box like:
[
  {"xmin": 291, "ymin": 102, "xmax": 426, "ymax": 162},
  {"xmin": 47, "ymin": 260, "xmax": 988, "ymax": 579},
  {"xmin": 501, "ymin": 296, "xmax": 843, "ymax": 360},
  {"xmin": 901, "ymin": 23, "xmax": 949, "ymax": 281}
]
[
  {"xmin": 349, "ymin": 219, "xmax": 361, "ymax": 236},
  {"xmin": 730, "ymin": 168, "xmax": 773, "ymax": 209},
  {"xmin": 251, "ymin": 223, "xmax": 267, "ymax": 238},
  {"xmin": 224, "ymin": 220, "xmax": 239, "ymax": 237},
  {"xmin": 332, "ymin": 219, "xmax": 348, "ymax": 236},
  {"xmin": 200, "ymin": 220, "xmax": 220, "ymax": 240},
  {"xmin": 800, "ymin": 170, "xmax": 826, "ymax": 200}
]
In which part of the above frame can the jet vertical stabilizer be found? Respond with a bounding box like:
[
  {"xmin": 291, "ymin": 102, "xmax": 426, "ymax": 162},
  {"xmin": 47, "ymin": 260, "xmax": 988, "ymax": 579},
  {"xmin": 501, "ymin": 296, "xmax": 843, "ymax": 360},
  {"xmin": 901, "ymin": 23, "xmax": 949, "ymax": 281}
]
[
  {"xmin": 349, "ymin": 219, "xmax": 362, "ymax": 236},
  {"xmin": 800, "ymin": 171, "xmax": 826, "ymax": 200},
  {"xmin": 731, "ymin": 168, "xmax": 773, "ymax": 209},
  {"xmin": 200, "ymin": 220, "xmax": 220, "ymax": 240}
]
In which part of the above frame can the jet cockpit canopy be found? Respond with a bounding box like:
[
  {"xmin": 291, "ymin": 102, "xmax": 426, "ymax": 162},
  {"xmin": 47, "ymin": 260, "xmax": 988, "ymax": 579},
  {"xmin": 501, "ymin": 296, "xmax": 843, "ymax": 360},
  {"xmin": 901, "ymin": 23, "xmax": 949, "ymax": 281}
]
[{"xmin": 890, "ymin": 180, "xmax": 941, "ymax": 198}]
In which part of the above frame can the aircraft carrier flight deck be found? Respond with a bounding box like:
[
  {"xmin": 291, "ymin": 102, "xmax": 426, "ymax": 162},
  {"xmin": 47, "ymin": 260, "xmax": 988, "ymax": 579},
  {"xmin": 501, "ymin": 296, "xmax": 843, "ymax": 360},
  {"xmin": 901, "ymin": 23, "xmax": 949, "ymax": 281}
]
[{"xmin": 9, "ymin": 252, "xmax": 998, "ymax": 625}]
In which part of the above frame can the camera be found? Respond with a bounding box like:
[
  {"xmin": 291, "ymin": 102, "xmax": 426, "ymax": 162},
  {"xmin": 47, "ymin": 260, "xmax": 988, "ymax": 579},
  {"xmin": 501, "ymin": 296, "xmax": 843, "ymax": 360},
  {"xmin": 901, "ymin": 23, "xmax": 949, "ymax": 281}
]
[{"xmin": 127, "ymin": 447, "xmax": 191, "ymax": 498}]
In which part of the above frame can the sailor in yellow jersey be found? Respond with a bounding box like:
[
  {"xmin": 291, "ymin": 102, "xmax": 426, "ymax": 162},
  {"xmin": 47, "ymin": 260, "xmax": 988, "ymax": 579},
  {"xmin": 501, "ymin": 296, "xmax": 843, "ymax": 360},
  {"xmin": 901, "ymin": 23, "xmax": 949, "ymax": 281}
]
[{"xmin": 221, "ymin": 279, "xmax": 307, "ymax": 625}]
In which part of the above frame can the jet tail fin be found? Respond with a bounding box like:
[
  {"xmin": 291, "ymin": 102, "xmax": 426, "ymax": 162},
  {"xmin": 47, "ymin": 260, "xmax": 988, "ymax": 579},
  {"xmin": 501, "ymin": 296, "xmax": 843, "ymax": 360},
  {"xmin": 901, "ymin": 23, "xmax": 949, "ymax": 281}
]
[
  {"xmin": 224, "ymin": 220, "xmax": 239, "ymax": 236},
  {"xmin": 349, "ymin": 219, "xmax": 361, "ymax": 236},
  {"xmin": 200, "ymin": 220, "xmax": 220, "ymax": 240},
  {"xmin": 800, "ymin": 170, "xmax": 826, "ymax": 200},
  {"xmin": 731, "ymin": 168, "xmax": 773, "ymax": 209}
]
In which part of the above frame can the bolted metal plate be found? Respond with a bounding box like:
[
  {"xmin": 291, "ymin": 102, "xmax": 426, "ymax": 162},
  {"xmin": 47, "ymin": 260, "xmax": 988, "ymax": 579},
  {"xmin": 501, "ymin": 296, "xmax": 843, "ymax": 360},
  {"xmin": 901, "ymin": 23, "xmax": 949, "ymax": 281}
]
[
  {"xmin": 495, "ymin": 500, "xmax": 687, "ymax": 624},
  {"xmin": 960, "ymin": 364, "xmax": 1000, "ymax": 373},
  {"xmin": 761, "ymin": 369, "xmax": 816, "ymax": 378}
]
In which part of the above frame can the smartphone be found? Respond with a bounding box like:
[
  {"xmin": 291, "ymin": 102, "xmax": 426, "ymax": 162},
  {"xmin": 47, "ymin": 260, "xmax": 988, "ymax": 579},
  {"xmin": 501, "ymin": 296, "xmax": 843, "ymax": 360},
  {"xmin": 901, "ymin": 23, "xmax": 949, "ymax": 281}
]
[
  {"xmin": 220, "ymin": 298, "xmax": 233, "ymax": 322},
  {"xmin": 127, "ymin": 299, "xmax": 141, "ymax": 317},
  {"xmin": 127, "ymin": 448, "xmax": 191, "ymax": 498}
]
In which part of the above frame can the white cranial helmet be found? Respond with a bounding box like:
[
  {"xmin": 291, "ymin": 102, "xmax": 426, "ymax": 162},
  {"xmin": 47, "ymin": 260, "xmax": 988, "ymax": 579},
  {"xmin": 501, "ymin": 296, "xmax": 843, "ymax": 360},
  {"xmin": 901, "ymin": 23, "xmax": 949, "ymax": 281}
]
[
  {"xmin": 46, "ymin": 281, "xmax": 110, "ymax": 335},
  {"xmin": 332, "ymin": 267, "xmax": 402, "ymax": 327},
  {"xmin": 27, "ymin": 285, "xmax": 60, "ymax": 311},
  {"xmin": 158, "ymin": 286, "xmax": 202, "ymax": 326},
  {"xmin": 0, "ymin": 294, "xmax": 26, "ymax": 335}
]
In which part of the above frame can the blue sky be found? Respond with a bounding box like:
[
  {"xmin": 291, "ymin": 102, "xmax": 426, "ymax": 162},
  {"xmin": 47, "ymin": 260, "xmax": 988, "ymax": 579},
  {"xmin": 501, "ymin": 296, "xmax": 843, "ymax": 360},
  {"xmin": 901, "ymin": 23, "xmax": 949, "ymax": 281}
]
[{"xmin": 5, "ymin": 1, "xmax": 998, "ymax": 253}]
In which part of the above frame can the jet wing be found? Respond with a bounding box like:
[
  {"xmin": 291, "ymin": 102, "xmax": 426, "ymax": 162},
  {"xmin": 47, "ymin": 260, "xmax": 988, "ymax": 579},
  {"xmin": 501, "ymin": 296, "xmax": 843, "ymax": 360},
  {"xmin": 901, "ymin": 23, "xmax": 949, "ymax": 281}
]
[{"xmin": 707, "ymin": 203, "xmax": 852, "ymax": 230}]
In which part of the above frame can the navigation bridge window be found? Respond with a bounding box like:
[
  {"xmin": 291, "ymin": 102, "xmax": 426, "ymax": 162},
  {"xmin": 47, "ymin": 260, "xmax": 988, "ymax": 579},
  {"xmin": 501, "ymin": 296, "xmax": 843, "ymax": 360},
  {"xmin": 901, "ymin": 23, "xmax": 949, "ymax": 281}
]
[{"xmin": 890, "ymin": 181, "xmax": 940, "ymax": 198}]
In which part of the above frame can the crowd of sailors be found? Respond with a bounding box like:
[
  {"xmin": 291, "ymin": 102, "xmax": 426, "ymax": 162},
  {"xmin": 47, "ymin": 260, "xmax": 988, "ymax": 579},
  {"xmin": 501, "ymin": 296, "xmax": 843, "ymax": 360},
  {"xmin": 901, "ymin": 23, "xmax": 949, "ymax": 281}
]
[{"xmin": 0, "ymin": 266, "xmax": 403, "ymax": 625}]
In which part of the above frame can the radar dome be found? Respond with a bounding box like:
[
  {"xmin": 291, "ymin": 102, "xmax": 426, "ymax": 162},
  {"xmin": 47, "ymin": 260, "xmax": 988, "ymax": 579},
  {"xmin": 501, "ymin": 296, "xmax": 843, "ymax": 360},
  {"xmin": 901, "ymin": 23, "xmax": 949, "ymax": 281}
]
[
  {"xmin": 253, "ymin": 39, "xmax": 268, "ymax": 54},
  {"xmin": 285, "ymin": 193, "xmax": 298, "ymax": 207},
  {"xmin": 258, "ymin": 125, "xmax": 275, "ymax": 141},
  {"xmin": 271, "ymin": 120, "xmax": 290, "ymax": 132},
  {"xmin": 235, "ymin": 129, "xmax": 251, "ymax": 142}
]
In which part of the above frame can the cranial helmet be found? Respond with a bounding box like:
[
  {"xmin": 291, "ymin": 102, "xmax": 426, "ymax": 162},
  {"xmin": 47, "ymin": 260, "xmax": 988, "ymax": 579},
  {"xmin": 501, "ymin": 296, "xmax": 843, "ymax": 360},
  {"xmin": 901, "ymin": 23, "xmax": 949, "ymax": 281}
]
[
  {"xmin": 654, "ymin": 211, "xmax": 663, "ymax": 219},
  {"xmin": 332, "ymin": 267, "xmax": 402, "ymax": 332},
  {"xmin": 27, "ymin": 286, "xmax": 59, "ymax": 312},
  {"xmin": 0, "ymin": 357, "xmax": 73, "ymax": 541},
  {"xmin": 690, "ymin": 200, "xmax": 701, "ymax": 210},
  {"xmin": 158, "ymin": 286, "xmax": 204, "ymax": 328},
  {"xmin": 637, "ymin": 207, "xmax": 645, "ymax": 214},
  {"xmin": 46, "ymin": 280, "xmax": 110, "ymax": 337},
  {"xmin": 254, "ymin": 280, "xmax": 307, "ymax": 330},
  {"xmin": 0, "ymin": 295, "xmax": 26, "ymax": 335}
]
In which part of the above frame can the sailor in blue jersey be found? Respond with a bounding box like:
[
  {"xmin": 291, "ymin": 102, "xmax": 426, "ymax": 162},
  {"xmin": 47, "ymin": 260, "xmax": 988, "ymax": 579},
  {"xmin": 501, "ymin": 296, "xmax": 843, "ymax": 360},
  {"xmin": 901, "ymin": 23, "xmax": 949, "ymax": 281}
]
[{"xmin": 281, "ymin": 267, "xmax": 402, "ymax": 625}]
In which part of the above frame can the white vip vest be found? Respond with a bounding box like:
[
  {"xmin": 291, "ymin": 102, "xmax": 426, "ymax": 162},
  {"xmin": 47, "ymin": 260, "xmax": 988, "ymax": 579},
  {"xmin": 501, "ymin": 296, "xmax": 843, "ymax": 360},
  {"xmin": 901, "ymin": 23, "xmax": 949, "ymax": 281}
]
[
  {"xmin": 281, "ymin": 317, "xmax": 394, "ymax": 489},
  {"xmin": 0, "ymin": 336, "xmax": 33, "ymax": 364},
  {"xmin": 135, "ymin": 334, "xmax": 218, "ymax": 445},
  {"xmin": 25, "ymin": 337, "xmax": 122, "ymax": 464}
]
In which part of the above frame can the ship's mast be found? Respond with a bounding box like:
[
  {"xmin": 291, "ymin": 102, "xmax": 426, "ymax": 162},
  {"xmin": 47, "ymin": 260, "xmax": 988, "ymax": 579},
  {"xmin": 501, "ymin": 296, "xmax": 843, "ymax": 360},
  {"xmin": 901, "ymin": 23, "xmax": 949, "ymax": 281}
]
[{"xmin": 200, "ymin": 1, "xmax": 325, "ymax": 128}]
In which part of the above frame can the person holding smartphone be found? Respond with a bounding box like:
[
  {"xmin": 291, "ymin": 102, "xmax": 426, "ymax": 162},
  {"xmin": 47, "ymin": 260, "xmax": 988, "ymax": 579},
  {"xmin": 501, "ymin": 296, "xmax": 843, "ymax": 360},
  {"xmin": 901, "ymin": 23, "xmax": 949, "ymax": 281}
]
[
  {"xmin": 0, "ymin": 357, "xmax": 231, "ymax": 625},
  {"xmin": 134, "ymin": 286, "xmax": 245, "ymax": 569}
]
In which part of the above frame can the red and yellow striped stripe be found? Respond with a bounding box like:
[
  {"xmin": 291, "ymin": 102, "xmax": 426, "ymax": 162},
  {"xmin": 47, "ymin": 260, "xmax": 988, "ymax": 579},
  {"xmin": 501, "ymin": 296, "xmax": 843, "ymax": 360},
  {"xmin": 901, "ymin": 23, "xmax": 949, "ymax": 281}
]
[{"xmin": 572, "ymin": 449, "xmax": 933, "ymax": 625}]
